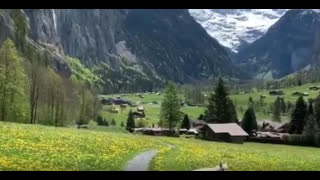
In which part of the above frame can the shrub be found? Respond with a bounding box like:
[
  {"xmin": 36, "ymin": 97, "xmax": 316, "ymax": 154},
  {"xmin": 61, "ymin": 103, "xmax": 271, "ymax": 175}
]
[
  {"xmin": 135, "ymin": 119, "xmax": 148, "ymax": 128},
  {"xmin": 288, "ymin": 135, "xmax": 307, "ymax": 146},
  {"xmin": 88, "ymin": 120, "xmax": 98, "ymax": 129}
]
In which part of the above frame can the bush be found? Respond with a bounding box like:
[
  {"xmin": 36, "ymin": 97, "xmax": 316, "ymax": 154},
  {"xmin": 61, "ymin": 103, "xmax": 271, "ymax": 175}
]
[
  {"xmin": 288, "ymin": 135, "xmax": 307, "ymax": 145},
  {"xmin": 315, "ymin": 133, "xmax": 320, "ymax": 146},
  {"xmin": 111, "ymin": 119, "xmax": 116, "ymax": 126},
  {"xmin": 88, "ymin": 120, "xmax": 98, "ymax": 129},
  {"xmin": 135, "ymin": 119, "xmax": 148, "ymax": 128}
]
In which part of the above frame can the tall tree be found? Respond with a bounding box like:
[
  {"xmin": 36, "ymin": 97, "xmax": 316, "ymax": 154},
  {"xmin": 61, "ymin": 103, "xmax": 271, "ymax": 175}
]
[
  {"xmin": 280, "ymin": 98, "xmax": 287, "ymax": 114},
  {"xmin": 126, "ymin": 110, "xmax": 135, "ymax": 132},
  {"xmin": 184, "ymin": 86, "xmax": 205, "ymax": 105},
  {"xmin": 27, "ymin": 52, "xmax": 45, "ymax": 124},
  {"xmin": 272, "ymin": 97, "xmax": 282, "ymax": 122},
  {"xmin": 241, "ymin": 107, "xmax": 257, "ymax": 136},
  {"xmin": 307, "ymin": 101, "xmax": 314, "ymax": 116},
  {"xmin": 181, "ymin": 114, "xmax": 191, "ymax": 130},
  {"xmin": 303, "ymin": 114, "xmax": 318, "ymax": 145},
  {"xmin": 160, "ymin": 83, "xmax": 182, "ymax": 130},
  {"xmin": 289, "ymin": 96, "xmax": 307, "ymax": 134},
  {"xmin": 0, "ymin": 39, "xmax": 27, "ymax": 122},
  {"xmin": 314, "ymin": 95, "xmax": 320, "ymax": 126},
  {"xmin": 228, "ymin": 99, "xmax": 239, "ymax": 124},
  {"xmin": 76, "ymin": 85, "xmax": 94, "ymax": 127},
  {"xmin": 248, "ymin": 97, "xmax": 254, "ymax": 106},
  {"xmin": 204, "ymin": 78, "xmax": 237, "ymax": 123}
]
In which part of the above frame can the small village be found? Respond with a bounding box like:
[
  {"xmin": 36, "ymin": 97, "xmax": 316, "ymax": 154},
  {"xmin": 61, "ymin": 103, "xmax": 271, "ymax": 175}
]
[{"xmin": 98, "ymin": 82, "xmax": 320, "ymax": 147}]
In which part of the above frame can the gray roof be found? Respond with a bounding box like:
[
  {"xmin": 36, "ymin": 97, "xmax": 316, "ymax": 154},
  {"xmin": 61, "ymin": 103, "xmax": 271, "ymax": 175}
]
[{"xmin": 206, "ymin": 123, "xmax": 248, "ymax": 137}]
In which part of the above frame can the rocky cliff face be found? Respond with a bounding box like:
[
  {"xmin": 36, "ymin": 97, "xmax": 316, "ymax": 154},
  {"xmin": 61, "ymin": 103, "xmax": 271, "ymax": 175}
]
[
  {"xmin": 16, "ymin": 9, "xmax": 242, "ymax": 92},
  {"xmin": 0, "ymin": 9, "xmax": 72, "ymax": 76},
  {"xmin": 235, "ymin": 9, "xmax": 320, "ymax": 79},
  {"xmin": 0, "ymin": 9, "xmax": 246, "ymax": 92},
  {"xmin": 24, "ymin": 9, "xmax": 128, "ymax": 66}
]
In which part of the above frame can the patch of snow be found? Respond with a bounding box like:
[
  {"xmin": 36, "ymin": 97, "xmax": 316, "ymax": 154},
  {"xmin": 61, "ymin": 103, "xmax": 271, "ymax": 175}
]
[{"xmin": 189, "ymin": 9, "xmax": 288, "ymax": 52}]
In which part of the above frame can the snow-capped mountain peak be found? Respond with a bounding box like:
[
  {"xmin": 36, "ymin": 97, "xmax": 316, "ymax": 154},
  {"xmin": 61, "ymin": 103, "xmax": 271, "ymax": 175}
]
[{"xmin": 189, "ymin": 9, "xmax": 289, "ymax": 53}]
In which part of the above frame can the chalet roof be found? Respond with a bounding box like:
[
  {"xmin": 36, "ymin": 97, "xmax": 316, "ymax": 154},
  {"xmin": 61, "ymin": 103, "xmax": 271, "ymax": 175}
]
[
  {"xmin": 193, "ymin": 120, "xmax": 207, "ymax": 125},
  {"xmin": 206, "ymin": 123, "xmax": 248, "ymax": 137},
  {"xmin": 137, "ymin": 106, "xmax": 144, "ymax": 111}
]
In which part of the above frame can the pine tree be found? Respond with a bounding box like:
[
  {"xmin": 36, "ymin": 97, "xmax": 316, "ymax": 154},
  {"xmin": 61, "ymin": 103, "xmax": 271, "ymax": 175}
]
[
  {"xmin": 241, "ymin": 107, "xmax": 257, "ymax": 136},
  {"xmin": 204, "ymin": 93, "xmax": 217, "ymax": 122},
  {"xmin": 307, "ymin": 101, "xmax": 314, "ymax": 116},
  {"xmin": 314, "ymin": 95, "xmax": 320, "ymax": 126},
  {"xmin": 120, "ymin": 121, "xmax": 125, "ymax": 128},
  {"xmin": 303, "ymin": 114, "xmax": 317, "ymax": 145},
  {"xmin": 96, "ymin": 115, "xmax": 104, "ymax": 126},
  {"xmin": 181, "ymin": 114, "xmax": 191, "ymax": 130},
  {"xmin": 198, "ymin": 114, "xmax": 204, "ymax": 120},
  {"xmin": 298, "ymin": 79, "xmax": 302, "ymax": 86},
  {"xmin": 248, "ymin": 97, "xmax": 254, "ymax": 106},
  {"xmin": 259, "ymin": 96, "xmax": 264, "ymax": 107},
  {"xmin": 126, "ymin": 110, "xmax": 135, "ymax": 132},
  {"xmin": 228, "ymin": 99, "xmax": 239, "ymax": 124},
  {"xmin": 290, "ymin": 96, "xmax": 307, "ymax": 134},
  {"xmin": 204, "ymin": 78, "xmax": 237, "ymax": 123},
  {"xmin": 160, "ymin": 83, "xmax": 182, "ymax": 130},
  {"xmin": 280, "ymin": 98, "xmax": 287, "ymax": 114},
  {"xmin": 111, "ymin": 118, "xmax": 116, "ymax": 126},
  {"xmin": 272, "ymin": 97, "xmax": 282, "ymax": 122}
]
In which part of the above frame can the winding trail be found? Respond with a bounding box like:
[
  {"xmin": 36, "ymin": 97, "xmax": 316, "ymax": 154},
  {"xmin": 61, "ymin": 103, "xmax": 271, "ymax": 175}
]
[
  {"xmin": 123, "ymin": 137, "xmax": 227, "ymax": 171},
  {"xmin": 124, "ymin": 150, "xmax": 158, "ymax": 171},
  {"xmin": 123, "ymin": 139, "xmax": 176, "ymax": 171}
]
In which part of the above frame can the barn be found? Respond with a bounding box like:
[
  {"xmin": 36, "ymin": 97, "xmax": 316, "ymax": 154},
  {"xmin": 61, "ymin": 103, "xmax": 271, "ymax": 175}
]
[{"xmin": 200, "ymin": 123, "xmax": 248, "ymax": 144}]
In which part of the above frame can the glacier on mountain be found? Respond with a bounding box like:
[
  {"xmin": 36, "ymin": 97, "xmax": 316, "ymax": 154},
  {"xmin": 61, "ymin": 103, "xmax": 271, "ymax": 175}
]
[{"xmin": 189, "ymin": 9, "xmax": 288, "ymax": 52}]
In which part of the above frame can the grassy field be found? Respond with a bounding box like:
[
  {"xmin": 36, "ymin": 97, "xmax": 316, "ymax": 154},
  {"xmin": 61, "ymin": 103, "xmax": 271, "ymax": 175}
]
[
  {"xmin": 101, "ymin": 104, "xmax": 205, "ymax": 127},
  {"xmin": 230, "ymin": 82, "xmax": 320, "ymax": 120},
  {"xmin": 0, "ymin": 122, "xmax": 163, "ymax": 171},
  {"xmin": 1, "ymin": 122, "xmax": 320, "ymax": 171},
  {"xmin": 152, "ymin": 137, "xmax": 320, "ymax": 171},
  {"xmin": 231, "ymin": 83, "xmax": 320, "ymax": 105},
  {"xmin": 102, "ymin": 104, "xmax": 204, "ymax": 126}
]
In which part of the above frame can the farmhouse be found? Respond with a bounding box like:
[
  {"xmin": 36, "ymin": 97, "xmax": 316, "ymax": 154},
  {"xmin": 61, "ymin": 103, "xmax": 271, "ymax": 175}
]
[
  {"xmin": 309, "ymin": 86, "xmax": 320, "ymax": 90},
  {"xmin": 100, "ymin": 97, "xmax": 132, "ymax": 105},
  {"xmin": 292, "ymin": 91, "xmax": 309, "ymax": 96},
  {"xmin": 200, "ymin": 123, "xmax": 248, "ymax": 144},
  {"xmin": 132, "ymin": 111, "xmax": 145, "ymax": 118},
  {"xmin": 269, "ymin": 90, "xmax": 284, "ymax": 96},
  {"xmin": 133, "ymin": 128, "xmax": 177, "ymax": 136},
  {"xmin": 193, "ymin": 120, "xmax": 207, "ymax": 129},
  {"xmin": 137, "ymin": 106, "xmax": 145, "ymax": 112}
]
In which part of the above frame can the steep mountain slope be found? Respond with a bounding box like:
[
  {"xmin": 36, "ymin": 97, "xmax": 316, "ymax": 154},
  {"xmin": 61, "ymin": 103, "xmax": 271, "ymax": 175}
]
[
  {"xmin": 0, "ymin": 9, "xmax": 243, "ymax": 93},
  {"xmin": 123, "ymin": 9, "xmax": 241, "ymax": 83},
  {"xmin": 235, "ymin": 9, "xmax": 320, "ymax": 79},
  {"xmin": 189, "ymin": 9, "xmax": 288, "ymax": 53}
]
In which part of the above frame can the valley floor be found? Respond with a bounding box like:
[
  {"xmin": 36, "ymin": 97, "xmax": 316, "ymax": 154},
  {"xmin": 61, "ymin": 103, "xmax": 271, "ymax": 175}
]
[
  {"xmin": 0, "ymin": 122, "xmax": 320, "ymax": 171},
  {"xmin": 100, "ymin": 82, "xmax": 320, "ymax": 126}
]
